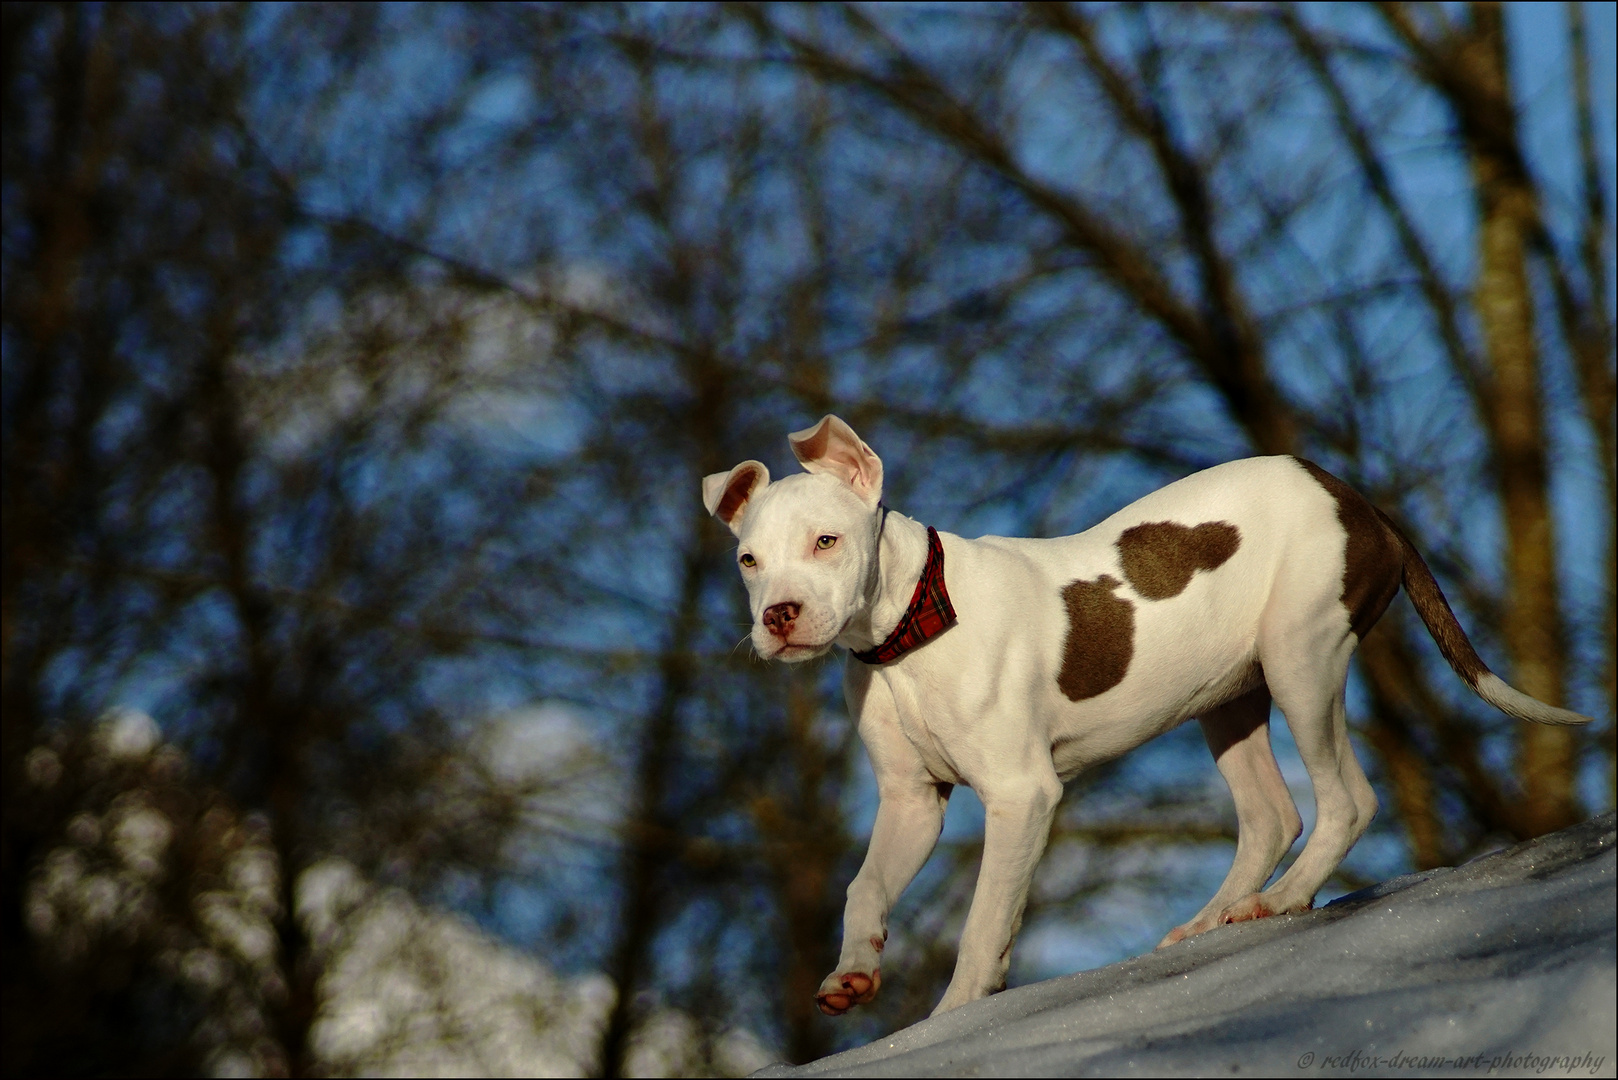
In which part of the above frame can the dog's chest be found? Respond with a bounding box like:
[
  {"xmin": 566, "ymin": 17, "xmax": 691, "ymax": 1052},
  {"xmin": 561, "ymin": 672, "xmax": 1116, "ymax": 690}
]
[{"xmin": 879, "ymin": 669, "xmax": 970, "ymax": 784}]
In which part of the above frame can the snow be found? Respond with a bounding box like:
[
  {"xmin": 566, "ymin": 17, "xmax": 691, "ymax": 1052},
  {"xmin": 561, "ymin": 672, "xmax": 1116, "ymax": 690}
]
[
  {"xmin": 759, "ymin": 812, "xmax": 1616, "ymax": 1078},
  {"xmin": 299, "ymin": 857, "xmax": 778, "ymax": 1077},
  {"xmin": 23, "ymin": 710, "xmax": 776, "ymax": 1077}
]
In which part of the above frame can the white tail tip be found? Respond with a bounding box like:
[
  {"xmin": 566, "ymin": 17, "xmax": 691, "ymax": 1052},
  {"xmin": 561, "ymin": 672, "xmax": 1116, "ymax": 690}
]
[{"xmin": 1475, "ymin": 674, "xmax": 1594, "ymax": 727}]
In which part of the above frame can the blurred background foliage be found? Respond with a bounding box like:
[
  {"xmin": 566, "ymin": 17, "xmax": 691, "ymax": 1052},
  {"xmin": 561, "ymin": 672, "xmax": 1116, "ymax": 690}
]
[{"xmin": 2, "ymin": 2, "xmax": 1613, "ymax": 1075}]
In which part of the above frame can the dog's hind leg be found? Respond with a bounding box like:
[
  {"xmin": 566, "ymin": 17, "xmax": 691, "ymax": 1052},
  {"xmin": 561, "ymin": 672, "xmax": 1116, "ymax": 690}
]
[
  {"xmin": 1158, "ymin": 685, "xmax": 1301, "ymax": 947},
  {"xmin": 1219, "ymin": 632, "xmax": 1377, "ymax": 925}
]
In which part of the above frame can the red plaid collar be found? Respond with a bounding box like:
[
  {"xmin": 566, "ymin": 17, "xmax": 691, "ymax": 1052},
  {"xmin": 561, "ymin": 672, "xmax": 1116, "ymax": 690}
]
[{"xmin": 852, "ymin": 526, "xmax": 957, "ymax": 665}]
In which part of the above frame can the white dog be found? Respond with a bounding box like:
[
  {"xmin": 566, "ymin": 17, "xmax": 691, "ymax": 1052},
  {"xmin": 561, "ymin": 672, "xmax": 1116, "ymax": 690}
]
[{"xmin": 702, "ymin": 416, "xmax": 1589, "ymax": 1017}]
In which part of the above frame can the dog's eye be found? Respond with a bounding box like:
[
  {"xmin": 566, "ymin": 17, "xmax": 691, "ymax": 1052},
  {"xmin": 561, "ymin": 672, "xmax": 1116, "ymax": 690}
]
[
  {"xmin": 817, "ymin": 535, "xmax": 837, "ymax": 550},
  {"xmin": 739, "ymin": 553, "xmax": 756, "ymax": 568}
]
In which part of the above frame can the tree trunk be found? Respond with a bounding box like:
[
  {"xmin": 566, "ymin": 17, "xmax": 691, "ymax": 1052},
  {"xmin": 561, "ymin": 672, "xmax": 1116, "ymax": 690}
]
[
  {"xmin": 596, "ymin": 533, "xmax": 709, "ymax": 1077},
  {"xmin": 1460, "ymin": 2, "xmax": 1576, "ymax": 835},
  {"xmin": 1566, "ymin": 0, "xmax": 1617, "ymax": 797}
]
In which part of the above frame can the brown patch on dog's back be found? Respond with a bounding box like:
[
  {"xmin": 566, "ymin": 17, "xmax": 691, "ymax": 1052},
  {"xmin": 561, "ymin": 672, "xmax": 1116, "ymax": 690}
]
[
  {"xmin": 1117, "ymin": 521, "xmax": 1242, "ymax": 600},
  {"xmin": 1057, "ymin": 575, "xmax": 1135, "ymax": 701},
  {"xmin": 1294, "ymin": 459, "xmax": 1404, "ymax": 639}
]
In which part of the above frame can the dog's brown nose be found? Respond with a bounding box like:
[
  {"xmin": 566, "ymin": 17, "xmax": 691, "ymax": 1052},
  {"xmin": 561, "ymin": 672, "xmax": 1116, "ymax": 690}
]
[{"xmin": 762, "ymin": 602, "xmax": 802, "ymax": 638}]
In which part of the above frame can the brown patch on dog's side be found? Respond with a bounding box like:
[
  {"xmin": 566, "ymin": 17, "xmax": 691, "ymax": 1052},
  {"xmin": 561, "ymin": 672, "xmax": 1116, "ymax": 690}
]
[
  {"xmin": 1057, "ymin": 575, "xmax": 1134, "ymax": 701},
  {"xmin": 1116, "ymin": 521, "xmax": 1242, "ymax": 600},
  {"xmin": 1294, "ymin": 459, "xmax": 1404, "ymax": 640}
]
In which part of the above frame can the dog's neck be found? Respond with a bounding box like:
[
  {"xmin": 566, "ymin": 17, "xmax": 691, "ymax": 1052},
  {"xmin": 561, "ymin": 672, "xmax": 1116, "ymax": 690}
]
[{"xmin": 838, "ymin": 508, "xmax": 931, "ymax": 654}]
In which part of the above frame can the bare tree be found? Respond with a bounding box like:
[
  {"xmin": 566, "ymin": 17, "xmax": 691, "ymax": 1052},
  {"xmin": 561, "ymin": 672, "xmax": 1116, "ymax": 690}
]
[
  {"xmin": 4, "ymin": 3, "xmax": 1611, "ymax": 1074},
  {"xmin": 737, "ymin": 1, "xmax": 1611, "ymax": 867}
]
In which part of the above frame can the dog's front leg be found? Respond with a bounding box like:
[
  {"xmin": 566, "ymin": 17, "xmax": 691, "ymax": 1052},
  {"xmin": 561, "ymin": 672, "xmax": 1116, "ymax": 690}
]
[
  {"xmin": 818, "ymin": 773, "xmax": 951, "ymax": 1015},
  {"xmin": 818, "ymin": 669, "xmax": 950, "ymax": 1016},
  {"xmin": 933, "ymin": 765, "xmax": 1062, "ymax": 1015}
]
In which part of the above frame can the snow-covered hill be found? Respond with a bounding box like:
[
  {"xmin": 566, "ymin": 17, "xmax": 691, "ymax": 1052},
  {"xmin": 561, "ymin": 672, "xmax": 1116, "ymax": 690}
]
[{"xmin": 761, "ymin": 812, "xmax": 1616, "ymax": 1078}]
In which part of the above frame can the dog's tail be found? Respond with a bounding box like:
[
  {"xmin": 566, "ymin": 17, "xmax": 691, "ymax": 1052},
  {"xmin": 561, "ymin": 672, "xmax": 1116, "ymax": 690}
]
[{"xmin": 1383, "ymin": 511, "xmax": 1591, "ymax": 727}]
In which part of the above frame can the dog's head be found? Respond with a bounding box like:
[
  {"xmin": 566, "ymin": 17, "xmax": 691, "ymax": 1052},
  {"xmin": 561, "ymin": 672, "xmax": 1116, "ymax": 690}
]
[{"xmin": 702, "ymin": 416, "xmax": 884, "ymax": 662}]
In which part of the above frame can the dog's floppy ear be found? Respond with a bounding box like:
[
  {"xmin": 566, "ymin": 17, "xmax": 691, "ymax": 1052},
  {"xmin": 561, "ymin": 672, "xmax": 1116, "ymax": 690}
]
[
  {"xmin": 702, "ymin": 460, "xmax": 771, "ymax": 537},
  {"xmin": 788, "ymin": 415, "xmax": 883, "ymax": 508}
]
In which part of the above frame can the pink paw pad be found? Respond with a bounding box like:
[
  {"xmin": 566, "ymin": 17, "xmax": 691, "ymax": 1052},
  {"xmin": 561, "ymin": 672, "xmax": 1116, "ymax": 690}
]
[{"xmin": 816, "ymin": 969, "xmax": 880, "ymax": 1016}]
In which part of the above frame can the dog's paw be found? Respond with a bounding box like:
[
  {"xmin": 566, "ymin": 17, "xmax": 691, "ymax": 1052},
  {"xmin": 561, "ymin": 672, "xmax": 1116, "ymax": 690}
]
[
  {"xmin": 1164, "ymin": 906, "xmax": 1236, "ymax": 952},
  {"xmin": 815, "ymin": 968, "xmax": 880, "ymax": 1016},
  {"xmin": 1155, "ymin": 920, "xmax": 1204, "ymax": 949},
  {"xmin": 1217, "ymin": 893, "xmax": 1277, "ymax": 925},
  {"xmin": 1217, "ymin": 892, "xmax": 1313, "ymax": 926}
]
